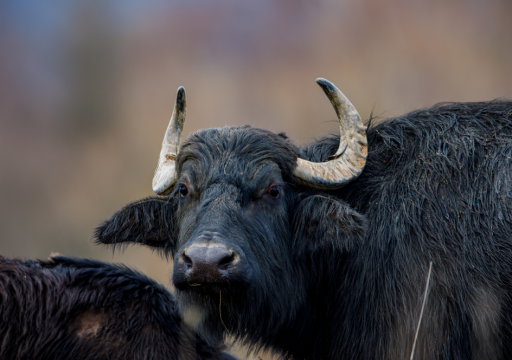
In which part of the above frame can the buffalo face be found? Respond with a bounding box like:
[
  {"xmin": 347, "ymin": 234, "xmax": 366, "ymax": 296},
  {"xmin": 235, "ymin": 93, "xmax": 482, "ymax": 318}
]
[{"xmin": 171, "ymin": 128, "xmax": 298, "ymax": 302}]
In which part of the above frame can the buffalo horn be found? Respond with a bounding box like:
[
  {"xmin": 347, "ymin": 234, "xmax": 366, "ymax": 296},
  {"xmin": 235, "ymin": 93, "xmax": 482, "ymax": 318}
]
[
  {"xmin": 293, "ymin": 79, "xmax": 367, "ymax": 189},
  {"xmin": 152, "ymin": 86, "xmax": 186, "ymax": 195}
]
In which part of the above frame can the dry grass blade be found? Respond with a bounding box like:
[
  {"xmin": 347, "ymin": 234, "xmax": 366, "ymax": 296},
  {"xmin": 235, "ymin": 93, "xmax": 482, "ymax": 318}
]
[
  {"xmin": 410, "ymin": 261, "xmax": 433, "ymax": 360},
  {"xmin": 219, "ymin": 290, "xmax": 229, "ymax": 332}
]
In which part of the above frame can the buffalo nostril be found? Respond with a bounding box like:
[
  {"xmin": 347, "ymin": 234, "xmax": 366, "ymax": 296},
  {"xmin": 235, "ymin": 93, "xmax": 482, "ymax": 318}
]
[
  {"xmin": 218, "ymin": 253, "xmax": 235, "ymax": 270},
  {"xmin": 182, "ymin": 254, "xmax": 193, "ymax": 268}
]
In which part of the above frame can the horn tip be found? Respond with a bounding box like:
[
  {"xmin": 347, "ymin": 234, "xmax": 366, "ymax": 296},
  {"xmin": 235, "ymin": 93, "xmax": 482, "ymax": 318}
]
[
  {"xmin": 315, "ymin": 78, "xmax": 337, "ymax": 92},
  {"xmin": 176, "ymin": 86, "xmax": 186, "ymax": 98},
  {"xmin": 175, "ymin": 86, "xmax": 186, "ymax": 108}
]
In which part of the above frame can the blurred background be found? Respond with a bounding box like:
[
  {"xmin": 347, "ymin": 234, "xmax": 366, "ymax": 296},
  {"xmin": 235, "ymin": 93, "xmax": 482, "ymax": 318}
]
[{"xmin": 1, "ymin": 0, "xmax": 511, "ymax": 358}]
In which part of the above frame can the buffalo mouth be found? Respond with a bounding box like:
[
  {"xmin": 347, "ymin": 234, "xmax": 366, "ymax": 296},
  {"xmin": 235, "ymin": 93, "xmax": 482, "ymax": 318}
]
[
  {"xmin": 173, "ymin": 268, "xmax": 249, "ymax": 295},
  {"xmin": 175, "ymin": 281, "xmax": 242, "ymax": 296}
]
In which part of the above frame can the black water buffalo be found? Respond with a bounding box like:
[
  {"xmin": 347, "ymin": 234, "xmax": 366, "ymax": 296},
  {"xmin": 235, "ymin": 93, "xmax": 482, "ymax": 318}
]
[
  {"xmin": 95, "ymin": 78, "xmax": 512, "ymax": 360},
  {"xmin": 0, "ymin": 256, "xmax": 236, "ymax": 360}
]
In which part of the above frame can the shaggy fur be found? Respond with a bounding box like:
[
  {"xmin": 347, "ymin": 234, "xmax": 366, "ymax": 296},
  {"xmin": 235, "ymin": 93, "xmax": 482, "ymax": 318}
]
[
  {"xmin": 0, "ymin": 256, "xmax": 236, "ymax": 360},
  {"xmin": 95, "ymin": 100, "xmax": 512, "ymax": 360}
]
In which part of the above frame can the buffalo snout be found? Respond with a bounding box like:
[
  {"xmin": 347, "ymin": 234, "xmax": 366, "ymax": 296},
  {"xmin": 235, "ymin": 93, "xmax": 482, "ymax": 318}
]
[
  {"xmin": 184, "ymin": 245, "xmax": 235, "ymax": 278},
  {"xmin": 173, "ymin": 242, "xmax": 247, "ymax": 290}
]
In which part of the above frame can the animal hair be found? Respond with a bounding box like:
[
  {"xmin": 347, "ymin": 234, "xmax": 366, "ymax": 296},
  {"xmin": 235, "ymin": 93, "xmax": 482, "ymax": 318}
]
[{"xmin": 0, "ymin": 256, "xmax": 236, "ymax": 360}]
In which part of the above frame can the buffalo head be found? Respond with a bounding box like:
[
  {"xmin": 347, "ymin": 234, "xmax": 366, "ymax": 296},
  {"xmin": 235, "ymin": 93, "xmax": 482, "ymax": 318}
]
[{"xmin": 94, "ymin": 79, "xmax": 368, "ymax": 347}]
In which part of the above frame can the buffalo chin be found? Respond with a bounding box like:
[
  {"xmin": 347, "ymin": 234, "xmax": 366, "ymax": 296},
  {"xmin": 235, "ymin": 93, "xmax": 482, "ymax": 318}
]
[{"xmin": 175, "ymin": 287, "xmax": 239, "ymax": 347}]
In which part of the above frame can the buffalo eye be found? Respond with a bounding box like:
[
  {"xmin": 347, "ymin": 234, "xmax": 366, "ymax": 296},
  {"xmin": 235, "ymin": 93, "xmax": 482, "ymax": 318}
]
[
  {"xmin": 178, "ymin": 184, "xmax": 189, "ymax": 198},
  {"xmin": 267, "ymin": 186, "xmax": 281, "ymax": 198}
]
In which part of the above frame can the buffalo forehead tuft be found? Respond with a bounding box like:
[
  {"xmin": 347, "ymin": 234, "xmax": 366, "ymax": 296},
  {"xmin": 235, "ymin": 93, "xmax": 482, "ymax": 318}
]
[{"xmin": 177, "ymin": 126, "xmax": 299, "ymax": 186}]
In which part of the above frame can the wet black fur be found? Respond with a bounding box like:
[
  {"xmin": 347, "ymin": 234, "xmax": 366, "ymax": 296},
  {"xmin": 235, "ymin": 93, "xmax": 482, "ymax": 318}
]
[
  {"xmin": 95, "ymin": 100, "xmax": 512, "ymax": 360},
  {"xmin": 0, "ymin": 256, "xmax": 236, "ymax": 360}
]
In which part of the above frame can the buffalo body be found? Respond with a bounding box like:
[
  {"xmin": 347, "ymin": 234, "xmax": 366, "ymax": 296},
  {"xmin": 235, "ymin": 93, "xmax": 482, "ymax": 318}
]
[
  {"xmin": 96, "ymin": 100, "xmax": 512, "ymax": 360},
  {"xmin": 0, "ymin": 256, "xmax": 235, "ymax": 360}
]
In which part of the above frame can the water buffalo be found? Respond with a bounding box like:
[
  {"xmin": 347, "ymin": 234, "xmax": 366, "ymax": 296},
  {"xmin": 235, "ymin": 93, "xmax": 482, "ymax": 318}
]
[
  {"xmin": 95, "ymin": 79, "xmax": 512, "ymax": 360},
  {"xmin": 0, "ymin": 256, "xmax": 236, "ymax": 360}
]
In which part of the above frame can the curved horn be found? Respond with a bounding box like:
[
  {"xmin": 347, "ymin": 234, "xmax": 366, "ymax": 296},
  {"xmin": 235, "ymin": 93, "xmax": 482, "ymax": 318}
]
[
  {"xmin": 152, "ymin": 86, "xmax": 186, "ymax": 195},
  {"xmin": 293, "ymin": 78, "xmax": 367, "ymax": 189}
]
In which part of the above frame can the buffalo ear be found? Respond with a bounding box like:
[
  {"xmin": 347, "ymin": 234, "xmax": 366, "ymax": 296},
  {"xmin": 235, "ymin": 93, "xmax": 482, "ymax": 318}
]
[
  {"xmin": 93, "ymin": 197, "xmax": 177, "ymax": 251},
  {"xmin": 293, "ymin": 194, "xmax": 367, "ymax": 256}
]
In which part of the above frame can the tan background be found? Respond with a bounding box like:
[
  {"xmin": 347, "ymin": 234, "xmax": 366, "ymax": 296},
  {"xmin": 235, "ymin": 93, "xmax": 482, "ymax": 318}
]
[{"xmin": 1, "ymin": 0, "xmax": 512, "ymax": 358}]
